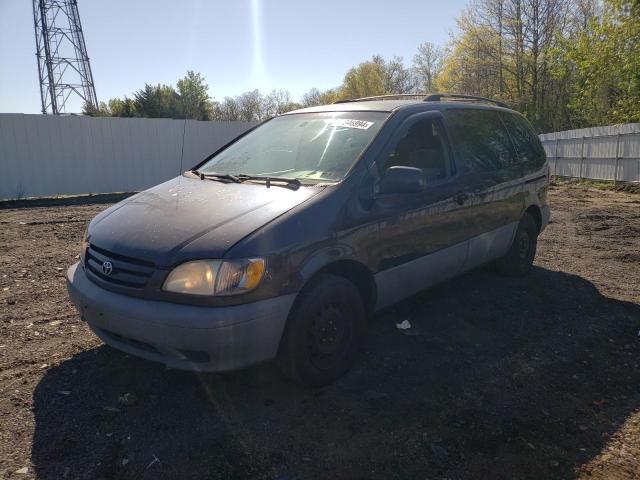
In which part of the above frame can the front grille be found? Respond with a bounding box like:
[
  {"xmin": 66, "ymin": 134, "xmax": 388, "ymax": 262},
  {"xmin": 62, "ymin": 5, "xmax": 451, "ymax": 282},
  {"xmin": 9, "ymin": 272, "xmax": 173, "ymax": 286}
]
[{"xmin": 85, "ymin": 244, "xmax": 155, "ymax": 289}]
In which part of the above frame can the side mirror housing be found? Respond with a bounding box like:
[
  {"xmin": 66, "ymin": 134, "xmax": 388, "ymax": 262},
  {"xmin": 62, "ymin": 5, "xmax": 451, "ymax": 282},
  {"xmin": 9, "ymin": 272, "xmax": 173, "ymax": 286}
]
[{"xmin": 379, "ymin": 166, "xmax": 426, "ymax": 194}]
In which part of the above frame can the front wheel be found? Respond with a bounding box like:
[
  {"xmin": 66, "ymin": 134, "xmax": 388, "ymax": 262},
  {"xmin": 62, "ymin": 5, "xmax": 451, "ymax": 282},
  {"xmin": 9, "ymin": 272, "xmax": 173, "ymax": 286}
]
[
  {"xmin": 496, "ymin": 213, "xmax": 538, "ymax": 277},
  {"xmin": 277, "ymin": 274, "xmax": 366, "ymax": 387}
]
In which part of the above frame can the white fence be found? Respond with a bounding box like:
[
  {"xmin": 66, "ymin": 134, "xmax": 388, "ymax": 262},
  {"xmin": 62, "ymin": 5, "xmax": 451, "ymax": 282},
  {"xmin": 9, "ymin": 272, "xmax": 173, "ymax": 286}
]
[
  {"xmin": 540, "ymin": 123, "xmax": 640, "ymax": 183},
  {"xmin": 0, "ymin": 114, "xmax": 256, "ymax": 200},
  {"xmin": 2, "ymin": 116, "xmax": 639, "ymax": 200}
]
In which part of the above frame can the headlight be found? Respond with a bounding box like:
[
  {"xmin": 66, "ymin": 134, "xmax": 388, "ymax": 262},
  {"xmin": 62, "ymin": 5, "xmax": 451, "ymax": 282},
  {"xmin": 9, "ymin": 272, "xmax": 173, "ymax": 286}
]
[
  {"xmin": 163, "ymin": 258, "xmax": 265, "ymax": 296},
  {"xmin": 80, "ymin": 227, "xmax": 89, "ymax": 265}
]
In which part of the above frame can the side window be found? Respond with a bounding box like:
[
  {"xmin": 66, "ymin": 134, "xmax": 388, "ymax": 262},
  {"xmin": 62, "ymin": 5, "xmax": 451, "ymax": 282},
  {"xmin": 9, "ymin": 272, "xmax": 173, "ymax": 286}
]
[
  {"xmin": 383, "ymin": 117, "xmax": 451, "ymax": 183},
  {"xmin": 501, "ymin": 112, "xmax": 546, "ymax": 169},
  {"xmin": 445, "ymin": 109, "xmax": 516, "ymax": 173}
]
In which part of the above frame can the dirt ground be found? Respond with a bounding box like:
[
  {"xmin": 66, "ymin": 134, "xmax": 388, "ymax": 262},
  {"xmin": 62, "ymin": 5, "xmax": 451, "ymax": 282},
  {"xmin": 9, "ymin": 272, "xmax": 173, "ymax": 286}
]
[{"xmin": 1, "ymin": 183, "xmax": 640, "ymax": 480}]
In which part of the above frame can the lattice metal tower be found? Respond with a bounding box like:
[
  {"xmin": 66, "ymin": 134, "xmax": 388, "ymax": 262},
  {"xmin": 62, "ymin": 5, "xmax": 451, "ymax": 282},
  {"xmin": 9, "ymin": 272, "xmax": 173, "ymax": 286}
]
[{"xmin": 32, "ymin": 0, "xmax": 98, "ymax": 114}]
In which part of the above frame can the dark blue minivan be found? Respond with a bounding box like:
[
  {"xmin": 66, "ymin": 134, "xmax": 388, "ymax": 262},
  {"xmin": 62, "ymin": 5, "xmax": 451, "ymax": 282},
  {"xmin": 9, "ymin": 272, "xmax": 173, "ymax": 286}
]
[{"xmin": 67, "ymin": 94, "xmax": 550, "ymax": 385}]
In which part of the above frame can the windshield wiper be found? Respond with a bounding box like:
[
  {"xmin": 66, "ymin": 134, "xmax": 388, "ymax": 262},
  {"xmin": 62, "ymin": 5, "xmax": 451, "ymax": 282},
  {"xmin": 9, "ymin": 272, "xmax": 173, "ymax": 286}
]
[
  {"xmin": 191, "ymin": 170, "xmax": 301, "ymax": 190},
  {"xmin": 236, "ymin": 174, "xmax": 301, "ymax": 190},
  {"xmin": 196, "ymin": 171, "xmax": 242, "ymax": 183}
]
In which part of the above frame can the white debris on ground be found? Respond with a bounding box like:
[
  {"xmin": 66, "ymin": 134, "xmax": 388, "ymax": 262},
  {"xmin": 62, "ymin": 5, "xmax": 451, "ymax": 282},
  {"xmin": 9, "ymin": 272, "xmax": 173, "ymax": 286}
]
[{"xmin": 396, "ymin": 319, "xmax": 412, "ymax": 330}]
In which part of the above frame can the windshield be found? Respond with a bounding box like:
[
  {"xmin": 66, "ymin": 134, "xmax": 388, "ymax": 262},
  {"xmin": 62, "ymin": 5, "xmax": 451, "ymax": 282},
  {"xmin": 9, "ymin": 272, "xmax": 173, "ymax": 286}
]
[{"xmin": 199, "ymin": 111, "xmax": 388, "ymax": 183}]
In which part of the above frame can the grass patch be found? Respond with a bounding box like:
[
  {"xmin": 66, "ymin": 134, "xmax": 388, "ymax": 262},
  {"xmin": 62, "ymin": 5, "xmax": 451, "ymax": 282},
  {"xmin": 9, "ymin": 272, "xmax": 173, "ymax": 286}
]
[{"xmin": 551, "ymin": 177, "xmax": 640, "ymax": 194}]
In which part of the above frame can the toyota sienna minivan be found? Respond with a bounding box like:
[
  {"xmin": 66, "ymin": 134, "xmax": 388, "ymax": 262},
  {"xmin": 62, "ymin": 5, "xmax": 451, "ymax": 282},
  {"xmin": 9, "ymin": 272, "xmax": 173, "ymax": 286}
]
[{"xmin": 67, "ymin": 93, "xmax": 550, "ymax": 386}]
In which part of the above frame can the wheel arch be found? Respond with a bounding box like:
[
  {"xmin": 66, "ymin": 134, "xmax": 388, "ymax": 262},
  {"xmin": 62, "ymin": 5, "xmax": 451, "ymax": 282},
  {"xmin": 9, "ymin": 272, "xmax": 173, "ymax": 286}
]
[{"xmin": 294, "ymin": 256, "xmax": 377, "ymax": 317}]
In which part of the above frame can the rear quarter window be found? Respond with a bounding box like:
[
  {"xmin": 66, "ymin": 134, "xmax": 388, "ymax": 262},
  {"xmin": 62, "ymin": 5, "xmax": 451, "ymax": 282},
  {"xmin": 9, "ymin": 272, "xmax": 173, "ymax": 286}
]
[
  {"xmin": 444, "ymin": 108, "xmax": 516, "ymax": 173},
  {"xmin": 500, "ymin": 112, "xmax": 546, "ymax": 170}
]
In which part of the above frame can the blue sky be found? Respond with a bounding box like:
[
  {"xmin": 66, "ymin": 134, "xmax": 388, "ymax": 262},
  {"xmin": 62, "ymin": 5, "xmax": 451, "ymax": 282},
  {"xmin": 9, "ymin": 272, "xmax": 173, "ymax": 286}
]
[{"xmin": 0, "ymin": 0, "xmax": 466, "ymax": 114}]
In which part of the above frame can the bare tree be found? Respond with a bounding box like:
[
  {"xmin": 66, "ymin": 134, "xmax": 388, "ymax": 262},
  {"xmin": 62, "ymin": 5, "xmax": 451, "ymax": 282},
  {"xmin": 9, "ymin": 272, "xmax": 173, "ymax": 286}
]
[
  {"xmin": 374, "ymin": 55, "xmax": 416, "ymax": 94},
  {"xmin": 264, "ymin": 89, "xmax": 293, "ymax": 117},
  {"xmin": 301, "ymin": 88, "xmax": 323, "ymax": 107},
  {"xmin": 412, "ymin": 42, "xmax": 444, "ymax": 92},
  {"xmin": 235, "ymin": 90, "xmax": 266, "ymax": 122},
  {"xmin": 569, "ymin": 0, "xmax": 600, "ymax": 32},
  {"xmin": 212, "ymin": 97, "xmax": 240, "ymax": 121}
]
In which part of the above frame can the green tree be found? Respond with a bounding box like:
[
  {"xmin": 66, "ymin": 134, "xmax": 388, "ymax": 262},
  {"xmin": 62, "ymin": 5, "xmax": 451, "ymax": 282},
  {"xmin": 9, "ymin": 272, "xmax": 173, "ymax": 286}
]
[
  {"xmin": 133, "ymin": 84, "xmax": 182, "ymax": 118},
  {"xmin": 107, "ymin": 97, "xmax": 138, "ymax": 117},
  {"xmin": 438, "ymin": 0, "xmax": 583, "ymax": 130},
  {"xmin": 341, "ymin": 55, "xmax": 414, "ymax": 99},
  {"xmin": 82, "ymin": 97, "xmax": 137, "ymax": 117},
  {"xmin": 82, "ymin": 101, "xmax": 107, "ymax": 116},
  {"xmin": 176, "ymin": 70, "xmax": 213, "ymax": 120},
  {"xmin": 562, "ymin": 0, "xmax": 640, "ymax": 125},
  {"xmin": 300, "ymin": 87, "xmax": 345, "ymax": 106},
  {"xmin": 342, "ymin": 60, "xmax": 386, "ymax": 98}
]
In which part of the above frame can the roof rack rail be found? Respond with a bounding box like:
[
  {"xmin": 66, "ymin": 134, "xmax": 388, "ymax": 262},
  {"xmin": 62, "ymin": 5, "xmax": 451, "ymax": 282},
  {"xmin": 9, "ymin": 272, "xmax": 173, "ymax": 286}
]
[
  {"xmin": 424, "ymin": 93, "xmax": 509, "ymax": 108},
  {"xmin": 334, "ymin": 94, "xmax": 430, "ymax": 104},
  {"xmin": 333, "ymin": 92, "xmax": 509, "ymax": 108}
]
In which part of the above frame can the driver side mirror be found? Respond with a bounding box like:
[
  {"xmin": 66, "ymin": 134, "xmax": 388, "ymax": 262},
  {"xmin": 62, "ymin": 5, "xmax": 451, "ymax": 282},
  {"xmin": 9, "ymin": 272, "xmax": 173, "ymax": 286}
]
[{"xmin": 378, "ymin": 166, "xmax": 426, "ymax": 194}]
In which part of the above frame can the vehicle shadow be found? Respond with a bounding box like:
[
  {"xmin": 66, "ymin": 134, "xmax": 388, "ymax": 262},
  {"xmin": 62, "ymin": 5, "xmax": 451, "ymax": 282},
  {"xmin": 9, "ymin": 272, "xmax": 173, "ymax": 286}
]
[{"xmin": 31, "ymin": 266, "xmax": 640, "ymax": 480}]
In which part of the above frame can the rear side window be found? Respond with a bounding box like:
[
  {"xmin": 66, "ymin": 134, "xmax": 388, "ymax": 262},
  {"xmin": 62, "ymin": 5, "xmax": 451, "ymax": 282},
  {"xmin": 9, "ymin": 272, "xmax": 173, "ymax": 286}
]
[
  {"xmin": 382, "ymin": 117, "xmax": 451, "ymax": 183},
  {"xmin": 500, "ymin": 112, "xmax": 546, "ymax": 169},
  {"xmin": 444, "ymin": 109, "xmax": 516, "ymax": 173}
]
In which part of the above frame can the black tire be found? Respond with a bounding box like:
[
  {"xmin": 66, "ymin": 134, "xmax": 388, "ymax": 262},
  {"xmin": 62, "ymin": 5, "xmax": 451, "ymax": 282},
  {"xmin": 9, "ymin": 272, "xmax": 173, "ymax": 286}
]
[
  {"xmin": 277, "ymin": 274, "xmax": 366, "ymax": 387},
  {"xmin": 496, "ymin": 213, "xmax": 538, "ymax": 277}
]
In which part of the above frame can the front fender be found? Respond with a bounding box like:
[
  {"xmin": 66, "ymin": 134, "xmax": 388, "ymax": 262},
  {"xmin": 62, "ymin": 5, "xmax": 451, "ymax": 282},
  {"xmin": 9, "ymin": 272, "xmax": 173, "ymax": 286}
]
[
  {"xmin": 298, "ymin": 244, "xmax": 359, "ymax": 282},
  {"xmin": 284, "ymin": 243, "xmax": 367, "ymax": 294}
]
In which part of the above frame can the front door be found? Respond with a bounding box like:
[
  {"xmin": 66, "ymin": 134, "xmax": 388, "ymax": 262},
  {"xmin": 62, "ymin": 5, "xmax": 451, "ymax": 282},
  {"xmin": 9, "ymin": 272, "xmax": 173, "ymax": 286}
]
[{"xmin": 370, "ymin": 112, "xmax": 477, "ymax": 309}]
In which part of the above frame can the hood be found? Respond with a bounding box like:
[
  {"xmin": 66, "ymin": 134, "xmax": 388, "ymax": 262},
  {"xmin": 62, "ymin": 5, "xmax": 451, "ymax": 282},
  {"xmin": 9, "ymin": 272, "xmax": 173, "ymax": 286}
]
[{"xmin": 88, "ymin": 176, "xmax": 321, "ymax": 266}]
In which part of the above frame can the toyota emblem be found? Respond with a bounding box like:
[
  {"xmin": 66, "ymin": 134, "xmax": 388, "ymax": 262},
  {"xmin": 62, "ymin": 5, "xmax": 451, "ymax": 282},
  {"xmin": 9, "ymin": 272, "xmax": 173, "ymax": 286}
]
[{"xmin": 102, "ymin": 261, "xmax": 113, "ymax": 276}]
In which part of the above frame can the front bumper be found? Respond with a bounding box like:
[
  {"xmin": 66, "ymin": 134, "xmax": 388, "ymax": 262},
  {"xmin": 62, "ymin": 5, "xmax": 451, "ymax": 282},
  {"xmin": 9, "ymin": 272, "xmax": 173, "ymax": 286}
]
[{"xmin": 66, "ymin": 262, "xmax": 296, "ymax": 372}]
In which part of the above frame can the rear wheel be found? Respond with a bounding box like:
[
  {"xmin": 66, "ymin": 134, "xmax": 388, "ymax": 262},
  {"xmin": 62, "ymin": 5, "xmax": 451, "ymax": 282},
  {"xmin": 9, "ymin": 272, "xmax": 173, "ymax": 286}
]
[
  {"xmin": 277, "ymin": 274, "xmax": 365, "ymax": 387},
  {"xmin": 496, "ymin": 212, "xmax": 538, "ymax": 277}
]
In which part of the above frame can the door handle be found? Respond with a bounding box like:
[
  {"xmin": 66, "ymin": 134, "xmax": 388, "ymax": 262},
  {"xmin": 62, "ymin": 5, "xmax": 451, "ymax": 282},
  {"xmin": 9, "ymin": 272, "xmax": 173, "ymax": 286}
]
[{"xmin": 454, "ymin": 191, "xmax": 470, "ymax": 205}]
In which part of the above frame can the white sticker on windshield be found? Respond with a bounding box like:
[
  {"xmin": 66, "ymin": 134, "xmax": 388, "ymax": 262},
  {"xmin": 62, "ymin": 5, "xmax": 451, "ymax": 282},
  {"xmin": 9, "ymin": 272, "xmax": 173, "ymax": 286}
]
[{"xmin": 329, "ymin": 119, "xmax": 374, "ymax": 130}]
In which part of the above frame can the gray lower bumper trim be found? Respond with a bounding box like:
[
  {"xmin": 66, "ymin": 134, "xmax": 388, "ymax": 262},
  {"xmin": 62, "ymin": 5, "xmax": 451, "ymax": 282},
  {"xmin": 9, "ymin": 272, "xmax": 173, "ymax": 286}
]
[{"xmin": 66, "ymin": 262, "xmax": 296, "ymax": 372}]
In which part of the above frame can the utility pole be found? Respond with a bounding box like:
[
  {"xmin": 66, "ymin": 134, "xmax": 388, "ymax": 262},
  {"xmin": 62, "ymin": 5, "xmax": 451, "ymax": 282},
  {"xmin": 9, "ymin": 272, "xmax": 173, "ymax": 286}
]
[{"xmin": 32, "ymin": 0, "xmax": 98, "ymax": 114}]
